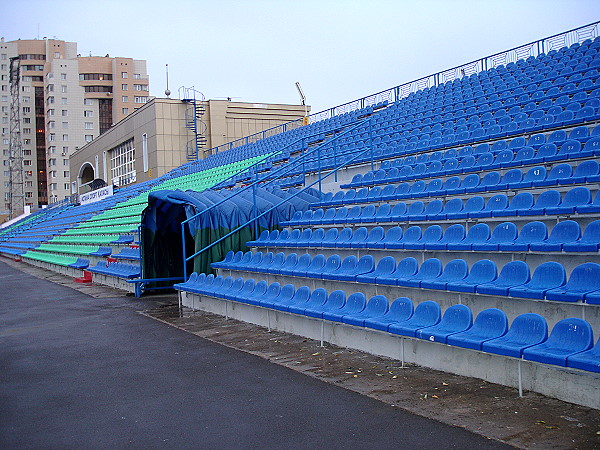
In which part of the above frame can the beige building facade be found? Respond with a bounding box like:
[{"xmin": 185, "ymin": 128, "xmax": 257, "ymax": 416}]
[
  {"xmin": 0, "ymin": 37, "xmax": 148, "ymax": 220},
  {"xmin": 70, "ymin": 98, "xmax": 309, "ymax": 193}
]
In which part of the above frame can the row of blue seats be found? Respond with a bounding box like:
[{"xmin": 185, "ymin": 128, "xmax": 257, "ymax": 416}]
[
  {"xmin": 112, "ymin": 247, "xmax": 141, "ymax": 261},
  {"xmin": 87, "ymin": 261, "xmax": 141, "ymax": 279},
  {"xmin": 346, "ymin": 147, "xmax": 600, "ymax": 191},
  {"xmin": 175, "ymin": 275, "xmax": 599, "ymax": 373},
  {"xmin": 251, "ymin": 220, "xmax": 600, "ymax": 253},
  {"xmin": 213, "ymin": 249, "xmax": 600, "ymax": 304},
  {"xmin": 324, "ymin": 163, "xmax": 600, "ymax": 207},
  {"xmin": 303, "ymin": 188, "xmax": 600, "ymax": 224}
]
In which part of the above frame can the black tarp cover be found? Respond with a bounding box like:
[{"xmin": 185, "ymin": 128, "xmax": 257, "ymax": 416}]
[{"xmin": 141, "ymin": 186, "xmax": 320, "ymax": 280}]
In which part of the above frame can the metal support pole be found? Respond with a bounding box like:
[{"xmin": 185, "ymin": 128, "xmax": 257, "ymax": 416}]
[
  {"xmin": 333, "ymin": 138, "xmax": 338, "ymax": 182},
  {"xmin": 317, "ymin": 146, "xmax": 322, "ymax": 194},
  {"xmin": 267, "ymin": 310, "xmax": 271, "ymax": 332},
  {"xmin": 401, "ymin": 338, "xmax": 405, "ymax": 368},
  {"xmin": 181, "ymin": 223, "xmax": 188, "ymax": 282},
  {"xmin": 320, "ymin": 321, "xmax": 325, "ymax": 347},
  {"xmin": 518, "ymin": 359, "xmax": 523, "ymax": 397}
]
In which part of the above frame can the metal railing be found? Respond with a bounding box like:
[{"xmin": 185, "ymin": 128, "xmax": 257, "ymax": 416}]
[
  {"xmin": 201, "ymin": 21, "xmax": 599, "ymax": 156},
  {"xmin": 179, "ymin": 118, "xmax": 372, "ymax": 280}
]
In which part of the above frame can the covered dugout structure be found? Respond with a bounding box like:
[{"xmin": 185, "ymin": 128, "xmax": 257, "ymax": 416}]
[{"xmin": 141, "ymin": 186, "xmax": 320, "ymax": 281}]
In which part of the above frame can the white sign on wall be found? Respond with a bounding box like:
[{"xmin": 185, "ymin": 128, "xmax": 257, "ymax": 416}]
[{"xmin": 79, "ymin": 185, "xmax": 114, "ymax": 205}]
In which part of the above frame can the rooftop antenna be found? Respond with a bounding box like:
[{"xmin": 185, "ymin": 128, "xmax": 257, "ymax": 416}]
[{"xmin": 165, "ymin": 64, "xmax": 171, "ymax": 98}]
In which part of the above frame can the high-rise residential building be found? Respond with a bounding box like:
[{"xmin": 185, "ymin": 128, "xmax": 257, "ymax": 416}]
[{"xmin": 0, "ymin": 37, "xmax": 149, "ymax": 216}]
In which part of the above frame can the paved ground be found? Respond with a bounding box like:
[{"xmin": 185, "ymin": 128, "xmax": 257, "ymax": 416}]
[{"xmin": 0, "ymin": 259, "xmax": 511, "ymax": 449}]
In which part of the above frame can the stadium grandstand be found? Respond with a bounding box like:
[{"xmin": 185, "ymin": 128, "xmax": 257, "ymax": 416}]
[{"xmin": 1, "ymin": 21, "xmax": 600, "ymax": 408}]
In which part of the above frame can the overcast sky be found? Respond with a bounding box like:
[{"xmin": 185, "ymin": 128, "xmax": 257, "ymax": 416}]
[{"xmin": 2, "ymin": 0, "xmax": 600, "ymax": 113}]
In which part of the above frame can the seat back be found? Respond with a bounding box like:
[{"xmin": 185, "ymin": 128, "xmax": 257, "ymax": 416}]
[
  {"xmin": 364, "ymin": 295, "xmax": 390, "ymax": 316},
  {"xmin": 516, "ymin": 221, "xmax": 548, "ymax": 243},
  {"xmin": 416, "ymin": 258, "xmax": 443, "ymax": 278},
  {"xmin": 545, "ymin": 318, "xmax": 594, "ymax": 352},
  {"xmin": 394, "ymin": 257, "xmax": 419, "ymax": 277},
  {"xmin": 437, "ymin": 304, "xmax": 473, "ymax": 331},
  {"xmin": 535, "ymin": 189, "xmax": 561, "ymax": 208},
  {"xmin": 387, "ymin": 297, "xmax": 414, "ymax": 321},
  {"xmin": 527, "ymin": 261, "xmax": 567, "ymax": 289},
  {"xmin": 409, "ymin": 301, "xmax": 442, "ymax": 326},
  {"xmin": 497, "ymin": 260, "xmax": 530, "ymax": 285},
  {"xmin": 470, "ymin": 308, "xmax": 509, "ymax": 337},
  {"xmin": 466, "ymin": 259, "xmax": 497, "ymax": 283}
]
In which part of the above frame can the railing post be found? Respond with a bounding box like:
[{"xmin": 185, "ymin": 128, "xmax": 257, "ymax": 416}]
[
  {"xmin": 252, "ymin": 182, "xmax": 259, "ymax": 240},
  {"xmin": 181, "ymin": 222, "xmax": 188, "ymax": 281},
  {"xmin": 317, "ymin": 146, "xmax": 322, "ymax": 194},
  {"xmin": 369, "ymin": 118, "xmax": 375, "ymax": 172},
  {"xmin": 333, "ymin": 138, "xmax": 338, "ymax": 182}
]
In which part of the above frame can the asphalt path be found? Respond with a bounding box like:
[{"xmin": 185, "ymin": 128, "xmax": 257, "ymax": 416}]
[{"xmin": 0, "ymin": 260, "xmax": 511, "ymax": 449}]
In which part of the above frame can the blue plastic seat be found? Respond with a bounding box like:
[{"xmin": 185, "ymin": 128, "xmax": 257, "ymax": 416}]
[
  {"xmin": 342, "ymin": 295, "xmax": 390, "ymax": 327},
  {"xmin": 476, "ymin": 260, "xmax": 530, "ymax": 296},
  {"xmin": 279, "ymin": 253, "xmax": 299, "ymax": 276},
  {"xmin": 357, "ymin": 256, "xmax": 396, "ymax": 284},
  {"xmin": 397, "ymin": 258, "xmax": 443, "ymax": 288},
  {"xmin": 306, "ymin": 228, "xmax": 326, "ymax": 247},
  {"xmin": 318, "ymin": 254, "xmax": 342, "ymax": 279},
  {"xmin": 446, "ymin": 259, "xmax": 497, "ymax": 293},
  {"xmin": 244, "ymin": 280, "xmax": 269, "ymax": 305},
  {"xmin": 545, "ymin": 186, "xmax": 591, "ymax": 215},
  {"xmin": 375, "ymin": 226, "xmax": 402, "ymax": 249},
  {"xmin": 223, "ymin": 277, "xmax": 247, "ymax": 301},
  {"xmin": 248, "ymin": 281, "xmax": 280, "ymax": 306},
  {"xmin": 320, "ymin": 228, "xmax": 339, "ymax": 248},
  {"xmin": 332, "ymin": 227, "xmax": 353, "ymax": 248},
  {"xmin": 304, "ymin": 254, "xmax": 327, "ymax": 278},
  {"xmin": 386, "ymin": 201, "xmax": 407, "ymax": 220},
  {"xmin": 515, "ymin": 166, "xmax": 547, "ymax": 188},
  {"xmin": 421, "ymin": 258, "xmax": 469, "ymax": 291},
  {"xmin": 387, "ymin": 225, "xmax": 421, "ymax": 249},
  {"xmin": 482, "ymin": 313, "xmax": 548, "ymax": 358},
  {"xmin": 447, "ymin": 223, "xmax": 491, "ymax": 251},
  {"xmin": 288, "ymin": 287, "xmax": 328, "ymax": 315},
  {"xmin": 358, "ymin": 204, "xmax": 377, "ymax": 223},
  {"xmin": 404, "ymin": 225, "xmax": 443, "ymax": 250},
  {"xmin": 254, "ymin": 252, "xmax": 275, "ymax": 273},
  {"xmin": 303, "ymin": 290, "xmax": 346, "ymax": 319},
  {"xmin": 447, "ymin": 308, "xmax": 509, "ymax": 350},
  {"xmin": 498, "ymin": 169, "xmax": 523, "ymax": 190},
  {"xmin": 563, "ymin": 219, "xmax": 600, "ymax": 251},
  {"xmin": 364, "ymin": 297, "xmax": 414, "ymax": 332},
  {"xmin": 509, "ymin": 261, "xmax": 567, "ymax": 299},
  {"xmin": 322, "ymin": 292, "xmax": 367, "ymax": 322},
  {"xmin": 499, "ymin": 221, "xmax": 548, "ymax": 251},
  {"xmin": 425, "ymin": 224, "xmax": 466, "ymax": 250},
  {"xmin": 462, "ymin": 173, "xmax": 482, "ymax": 193},
  {"xmin": 337, "ymin": 227, "xmax": 367, "ymax": 249},
  {"xmin": 521, "ymin": 189, "xmax": 561, "ymax": 216},
  {"xmin": 417, "ymin": 304, "xmax": 473, "ymax": 344},
  {"xmin": 388, "ymin": 301, "xmax": 442, "ymax": 337},
  {"xmin": 274, "ymin": 285, "xmax": 312, "ymax": 312},
  {"xmin": 472, "ymin": 222, "xmax": 517, "ymax": 251},
  {"xmin": 211, "ymin": 250, "xmax": 236, "ymax": 269},
  {"xmin": 497, "ymin": 192, "xmax": 534, "ymax": 217},
  {"xmin": 470, "ymin": 194, "xmax": 509, "ymax": 218},
  {"xmin": 537, "ymin": 163, "xmax": 572, "ymax": 187},
  {"xmin": 567, "ymin": 337, "xmax": 600, "ymax": 373},
  {"xmin": 523, "ymin": 318, "xmax": 594, "ymax": 366},
  {"xmin": 545, "ymin": 262, "xmax": 600, "ymax": 302},
  {"xmin": 530, "ymin": 220, "xmax": 580, "ymax": 252},
  {"xmin": 447, "ymin": 196, "xmax": 485, "ymax": 219},
  {"xmin": 376, "ymin": 256, "xmax": 418, "ymax": 286}
]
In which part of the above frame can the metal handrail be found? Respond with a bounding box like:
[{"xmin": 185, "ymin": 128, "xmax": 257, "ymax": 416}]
[
  {"xmin": 180, "ymin": 118, "xmax": 372, "ymax": 280},
  {"xmin": 205, "ymin": 21, "xmax": 599, "ymax": 155}
]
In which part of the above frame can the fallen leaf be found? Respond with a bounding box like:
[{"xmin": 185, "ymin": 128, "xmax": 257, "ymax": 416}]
[
  {"xmin": 312, "ymin": 352, "xmax": 320, "ymax": 356},
  {"xmin": 536, "ymin": 420, "xmax": 546, "ymax": 425},
  {"xmin": 353, "ymin": 374, "xmax": 358, "ymax": 378},
  {"xmin": 545, "ymin": 426, "xmax": 558, "ymax": 430},
  {"xmin": 392, "ymin": 375, "xmax": 398, "ymax": 379},
  {"xmin": 442, "ymin": 382, "xmax": 449, "ymax": 386}
]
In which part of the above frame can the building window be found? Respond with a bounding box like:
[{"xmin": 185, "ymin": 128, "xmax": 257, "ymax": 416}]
[
  {"xmin": 23, "ymin": 149, "xmax": 32, "ymax": 155},
  {"xmin": 134, "ymin": 96, "xmax": 147, "ymax": 104},
  {"xmin": 63, "ymin": 171, "xmax": 69, "ymax": 178},
  {"xmin": 142, "ymin": 132, "xmax": 148, "ymax": 172},
  {"xmin": 85, "ymin": 135, "xmax": 93, "ymax": 143},
  {"xmin": 23, "ymin": 107, "xmax": 31, "ymax": 113},
  {"xmin": 84, "ymin": 122, "xmax": 93, "ymax": 130},
  {"xmin": 63, "ymin": 159, "xmax": 69, "ymax": 166},
  {"xmin": 121, "ymin": 72, "xmax": 128, "ymax": 79},
  {"xmin": 61, "ymin": 73, "xmax": 67, "ymax": 80},
  {"xmin": 61, "ymin": 110, "xmax": 68, "ymax": 116},
  {"xmin": 62, "ymin": 147, "xmax": 68, "ymax": 155},
  {"xmin": 79, "ymin": 73, "xmax": 112, "ymax": 81},
  {"xmin": 84, "ymin": 98, "xmax": 94, "ymax": 106},
  {"xmin": 49, "ymin": 146, "xmax": 56, "ymax": 154},
  {"xmin": 110, "ymin": 138, "xmax": 136, "ymax": 186},
  {"xmin": 49, "ymin": 159, "xmax": 56, "ymax": 166},
  {"xmin": 22, "ymin": 96, "xmax": 30, "ymax": 103},
  {"xmin": 134, "ymin": 84, "xmax": 148, "ymax": 91},
  {"xmin": 122, "ymin": 108, "xmax": 129, "ymax": 115},
  {"xmin": 62, "ymin": 134, "xmax": 68, "ymax": 141},
  {"xmin": 64, "ymin": 183, "xmax": 70, "ymax": 190},
  {"xmin": 47, "ymin": 84, "xmax": 54, "ymax": 92},
  {"xmin": 62, "ymin": 122, "xmax": 68, "ymax": 129},
  {"xmin": 24, "ymin": 160, "xmax": 32, "ymax": 166},
  {"xmin": 48, "ymin": 121, "xmax": 55, "ymax": 129},
  {"xmin": 122, "ymin": 96, "xmax": 128, "ymax": 102},
  {"xmin": 61, "ymin": 85, "xmax": 67, "ymax": 93},
  {"xmin": 23, "ymin": 128, "xmax": 31, "ymax": 134},
  {"xmin": 47, "ymin": 109, "xmax": 54, "ymax": 116},
  {"xmin": 47, "ymin": 96, "xmax": 54, "ymax": 104},
  {"xmin": 122, "ymin": 84, "xmax": 128, "ymax": 90},
  {"xmin": 61, "ymin": 98, "xmax": 67, "ymax": 104},
  {"xmin": 49, "ymin": 133, "xmax": 55, "ymax": 142},
  {"xmin": 84, "ymin": 110, "xmax": 93, "ymax": 117},
  {"xmin": 133, "ymin": 73, "xmax": 141, "ymax": 79}
]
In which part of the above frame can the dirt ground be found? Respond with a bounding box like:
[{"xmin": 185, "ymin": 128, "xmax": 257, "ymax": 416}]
[{"xmin": 4, "ymin": 258, "xmax": 600, "ymax": 449}]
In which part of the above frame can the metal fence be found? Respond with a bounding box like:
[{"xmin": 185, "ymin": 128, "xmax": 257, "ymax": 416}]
[{"xmin": 203, "ymin": 20, "xmax": 599, "ymax": 155}]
